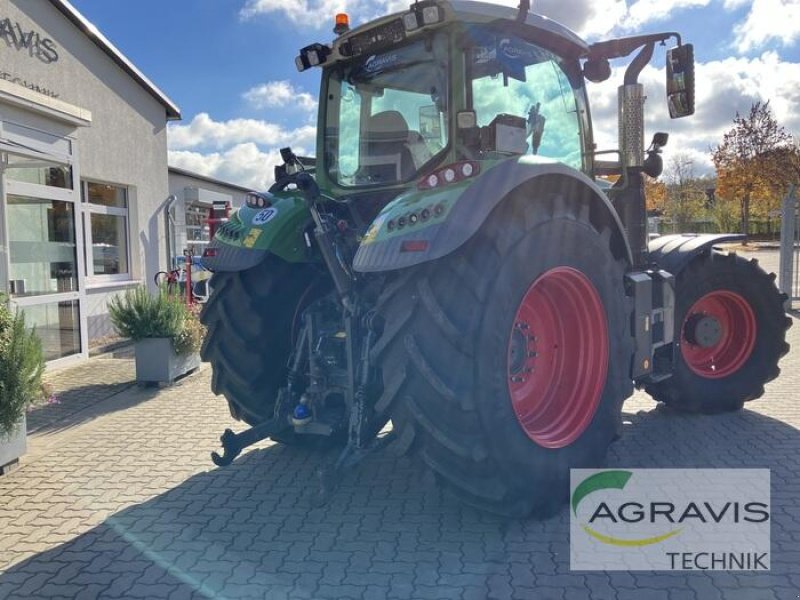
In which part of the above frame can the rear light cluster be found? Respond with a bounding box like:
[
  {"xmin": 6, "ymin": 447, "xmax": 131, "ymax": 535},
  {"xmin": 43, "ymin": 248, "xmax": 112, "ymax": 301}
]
[
  {"xmin": 386, "ymin": 203, "xmax": 446, "ymax": 232},
  {"xmin": 418, "ymin": 161, "xmax": 480, "ymax": 190}
]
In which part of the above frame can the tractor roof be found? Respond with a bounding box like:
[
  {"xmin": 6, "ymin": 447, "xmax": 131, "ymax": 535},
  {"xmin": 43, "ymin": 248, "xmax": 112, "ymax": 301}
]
[
  {"xmin": 448, "ymin": 1, "xmax": 588, "ymax": 54},
  {"xmin": 323, "ymin": 0, "xmax": 590, "ymax": 67},
  {"xmin": 296, "ymin": 0, "xmax": 593, "ymax": 73}
]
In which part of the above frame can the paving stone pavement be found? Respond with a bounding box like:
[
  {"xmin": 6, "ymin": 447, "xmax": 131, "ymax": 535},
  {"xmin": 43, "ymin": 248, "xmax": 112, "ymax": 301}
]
[
  {"xmin": 1, "ymin": 276, "xmax": 798, "ymax": 598},
  {"xmin": 28, "ymin": 346, "xmax": 137, "ymax": 435}
]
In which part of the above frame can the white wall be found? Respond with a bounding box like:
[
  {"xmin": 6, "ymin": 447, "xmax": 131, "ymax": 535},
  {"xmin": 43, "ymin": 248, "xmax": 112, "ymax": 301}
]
[{"xmin": 1, "ymin": 0, "xmax": 175, "ymax": 346}]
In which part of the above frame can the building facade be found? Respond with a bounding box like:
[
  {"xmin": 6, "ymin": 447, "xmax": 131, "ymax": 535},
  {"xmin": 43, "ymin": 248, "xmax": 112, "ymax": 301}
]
[
  {"xmin": 167, "ymin": 166, "xmax": 251, "ymax": 262},
  {"xmin": 0, "ymin": 0, "xmax": 181, "ymax": 365}
]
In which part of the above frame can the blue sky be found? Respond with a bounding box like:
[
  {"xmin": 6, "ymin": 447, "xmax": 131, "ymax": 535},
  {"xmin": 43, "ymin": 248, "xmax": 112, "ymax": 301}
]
[{"xmin": 69, "ymin": 0, "xmax": 800, "ymax": 189}]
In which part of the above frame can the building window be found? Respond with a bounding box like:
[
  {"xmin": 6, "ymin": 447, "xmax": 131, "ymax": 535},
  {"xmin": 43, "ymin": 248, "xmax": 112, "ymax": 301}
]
[
  {"xmin": 6, "ymin": 195, "xmax": 78, "ymax": 295},
  {"xmin": 82, "ymin": 181, "xmax": 130, "ymax": 279},
  {"xmin": 5, "ymin": 164, "xmax": 74, "ymax": 189}
]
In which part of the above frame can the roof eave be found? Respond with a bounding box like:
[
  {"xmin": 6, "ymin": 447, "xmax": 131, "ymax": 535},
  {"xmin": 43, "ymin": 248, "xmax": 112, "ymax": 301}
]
[
  {"xmin": 168, "ymin": 166, "xmax": 254, "ymax": 193},
  {"xmin": 48, "ymin": 0, "xmax": 182, "ymax": 120}
]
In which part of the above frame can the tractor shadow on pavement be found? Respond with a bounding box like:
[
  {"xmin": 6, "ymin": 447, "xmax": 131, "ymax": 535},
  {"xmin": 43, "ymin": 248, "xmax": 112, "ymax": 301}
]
[
  {"xmin": 1, "ymin": 404, "xmax": 799, "ymax": 599},
  {"xmin": 29, "ymin": 352, "xmax": 140, "ymax": 436},
  {"xmin": 25, "ymin": 382, "xmax": 152, "ymax": 437}
]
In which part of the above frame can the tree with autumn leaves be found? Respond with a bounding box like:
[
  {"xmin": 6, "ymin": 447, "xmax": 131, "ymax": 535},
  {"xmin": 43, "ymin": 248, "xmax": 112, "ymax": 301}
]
[{"xmin": 711, "ymin": 101, "xmax": 800, "ymax": 237}]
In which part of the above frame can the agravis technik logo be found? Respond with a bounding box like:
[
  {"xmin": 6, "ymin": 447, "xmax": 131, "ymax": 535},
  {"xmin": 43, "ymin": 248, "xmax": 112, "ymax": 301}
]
[
  {"xmin": 570, "ymin": 469, "xmax": 770, "ymax": 571},
  {"xmin": 572, "ymin": 470, "xmax": 683, "ymax": 547}
]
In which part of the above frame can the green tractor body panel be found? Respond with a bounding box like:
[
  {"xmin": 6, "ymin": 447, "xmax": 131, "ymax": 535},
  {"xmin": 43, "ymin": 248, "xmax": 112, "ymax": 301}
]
[
  {"xmin": 202, "ymin": 191, "xmax": 313, "ymax": 272},
  {"xmin": 353, "ymin": 155, "xmax": 632, "ymax": 272}
]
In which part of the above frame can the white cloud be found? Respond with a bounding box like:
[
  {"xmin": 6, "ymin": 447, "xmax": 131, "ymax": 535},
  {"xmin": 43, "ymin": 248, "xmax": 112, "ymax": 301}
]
[
  {"xmin": 623, "ymin": 0, "xmax": 711, "ymax": 29},
  {"xmin": 243, "ymin": 80, "xmax": 318, "ymax": 112},
  {"xmin": 167, "ymin": 113, "xmax": 317, "ymax": 189},
  {"xmin": 237, "ymin": 0, "xmax": 800, "ymax": 49},
  {"xmin": 238, "ymin": 0, "xmax": 627, "ymax": 38},
  {"xmin": 239, "ymin": 0, "xmax": 405, "ymax": 27},
  {"xmin": 168, "ymin": 112, "xmax": 316, "ymax": 151},
  {"xmin": 169, "ymin": 144, "xmax": 293, "ymax": 190},
  {"xmin": 732, "ymin": 0, "xmax": 800, "ymax": 52},
  {"xmin": 528, "ymin": 0, "xmax": 626, "ymax": 38}
]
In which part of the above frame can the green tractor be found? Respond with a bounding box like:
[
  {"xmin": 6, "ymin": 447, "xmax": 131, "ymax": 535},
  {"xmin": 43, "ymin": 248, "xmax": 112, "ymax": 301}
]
[{"xmin": 200, "ymin": 0, "xmax": 791, "ymax": 517}]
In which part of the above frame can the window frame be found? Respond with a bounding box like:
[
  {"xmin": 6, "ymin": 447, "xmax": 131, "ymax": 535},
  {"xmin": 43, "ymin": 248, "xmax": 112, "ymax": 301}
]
[
  {"xmin": 463, "ymin": 26, "xmax": 590, "ymax": 172},
  {"xmin": 81, "ymin": 179, "xmax": 132, "ymax": 284},
  {"xmin": 322, "ymin": 32, "xmax": 452, "ymax": 189}
]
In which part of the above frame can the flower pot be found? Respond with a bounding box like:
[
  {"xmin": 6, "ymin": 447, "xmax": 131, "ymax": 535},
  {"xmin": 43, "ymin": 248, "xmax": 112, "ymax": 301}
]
[
  {"xmin": 0, "ymin": 415, "xmax": 27, "ymax": 475},
  {"xmin": 134, "ymin": 337, "xmax": 201, "ymax": 385}
]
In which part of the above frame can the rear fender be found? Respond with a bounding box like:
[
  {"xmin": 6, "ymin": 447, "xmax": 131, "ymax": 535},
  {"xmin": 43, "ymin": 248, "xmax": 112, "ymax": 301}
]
[
  {"xmin": 648, "ymin": 233, "xmax": 746, "ymax": 276},
  {"xmin": 202, "ymin": 192, "xmax": 311, "ymax": 273},
  {"xmin": 353, "ymin": 156, "xmax": 633, "ymax": 272}
]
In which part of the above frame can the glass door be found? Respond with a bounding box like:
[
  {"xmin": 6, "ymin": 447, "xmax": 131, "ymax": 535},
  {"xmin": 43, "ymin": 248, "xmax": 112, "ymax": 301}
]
[
  {"xmin": 1, "ymin": 125, "xmax": 85, "ymax": 365},
  {"xmin": 6, "ymin": 194, "xmax": 81, "ymax": 361}
]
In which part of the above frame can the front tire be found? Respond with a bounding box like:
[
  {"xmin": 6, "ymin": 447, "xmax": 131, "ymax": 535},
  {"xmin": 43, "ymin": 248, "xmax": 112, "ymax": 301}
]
[
  {"xmin": 374, "ymin": 196, "xmax": 631, "ymax": 517},
  {"xmin": 645, "ymin": 251, "xmax": 791, "ymax": 413}
]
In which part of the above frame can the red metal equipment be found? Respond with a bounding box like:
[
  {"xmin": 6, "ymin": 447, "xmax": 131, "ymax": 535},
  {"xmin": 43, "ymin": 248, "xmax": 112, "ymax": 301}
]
[{"xmin": 206, "ymin": 200, "xmax": 231, "ymax": 240}]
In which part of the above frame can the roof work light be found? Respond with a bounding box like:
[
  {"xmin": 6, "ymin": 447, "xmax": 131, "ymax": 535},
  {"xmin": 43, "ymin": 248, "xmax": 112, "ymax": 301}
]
[
  {"xmin": 295, "ymin": 43, "xmax": 331, "ymax": 71},
  {"xmin": 403, "ymin": 1, "xmax": 443, "ymax": 31}
]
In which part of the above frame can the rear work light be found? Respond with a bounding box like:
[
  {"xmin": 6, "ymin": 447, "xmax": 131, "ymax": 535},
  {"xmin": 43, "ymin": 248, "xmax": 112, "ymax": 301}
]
[
  {"xmin": 418, "ymin": 161, "xmax": 480, "ymax": 190},
  {"xmin": 246, "ymin": 192, "xmax": 273, "ymax": 208},
  {"xmin": 295, "ymin": 43, "xmax": 331, "ymax": 71},
  {"xmin": 402, "ymin": 1, "xmax": 443, "ymax": 31}
]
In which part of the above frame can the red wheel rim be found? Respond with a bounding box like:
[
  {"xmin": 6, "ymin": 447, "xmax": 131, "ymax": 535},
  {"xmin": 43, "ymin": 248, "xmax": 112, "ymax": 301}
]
[
  {"xmin": 507, "ymin": 267, "xmax": 608, "ymax": 449},
  {"xmin": 680, "ymin": 290, "xmax": 756, "ymax": 379}
]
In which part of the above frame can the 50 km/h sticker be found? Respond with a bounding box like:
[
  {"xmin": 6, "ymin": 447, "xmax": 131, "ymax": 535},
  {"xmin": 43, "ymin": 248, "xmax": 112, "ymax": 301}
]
[
  {"xmin": 570, "ymin": 469, "xmax": 770, "ymax": 571},
  {"xmin": 252, "ymin": 207, "xmax": 278, "ymax": 225}
]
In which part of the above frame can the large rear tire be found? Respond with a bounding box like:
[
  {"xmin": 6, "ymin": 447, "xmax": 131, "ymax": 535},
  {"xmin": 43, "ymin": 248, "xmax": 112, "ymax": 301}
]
[
  {"xmin": 374, "ymin": 196, "xmax": 631, "ymax": 518},
  {"xmin": 645, "ymin": 251, "xmax": 791, "ymax": 413},
  {"xmin": 200, "ymin": 257, "xmax": 328, "ymax": 429}
]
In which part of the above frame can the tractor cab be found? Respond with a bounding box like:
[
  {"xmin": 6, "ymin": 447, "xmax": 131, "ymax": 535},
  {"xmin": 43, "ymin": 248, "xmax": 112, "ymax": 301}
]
[
  {"xmin": 299, "ymin": 1, "xmax": 595, "ymax": 194},
  {"xmin": 296, "ymin": 0, "xmax": 695, "ymax": 200}
]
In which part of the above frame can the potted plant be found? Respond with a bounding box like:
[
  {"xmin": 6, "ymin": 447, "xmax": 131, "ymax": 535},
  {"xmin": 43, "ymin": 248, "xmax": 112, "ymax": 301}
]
[
  {"xmin": 0, "ymin": 295, "xmax": 45, "ymax": 474},
  {"xmin": 108, "ymin": 287, "xmax": 204, "ymax": 384}
]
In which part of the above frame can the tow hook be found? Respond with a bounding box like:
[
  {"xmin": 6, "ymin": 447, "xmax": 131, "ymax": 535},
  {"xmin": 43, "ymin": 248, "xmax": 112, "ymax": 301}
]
[{"xmin": 210, "ymin": 418, "xmax": 290, "ymax": 467}]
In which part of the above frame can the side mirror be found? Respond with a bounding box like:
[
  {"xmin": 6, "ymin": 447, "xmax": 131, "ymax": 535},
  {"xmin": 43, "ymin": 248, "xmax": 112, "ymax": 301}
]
[{"xmin": 666, "ymin": 44, "xmax": 695, "ymax": 118}]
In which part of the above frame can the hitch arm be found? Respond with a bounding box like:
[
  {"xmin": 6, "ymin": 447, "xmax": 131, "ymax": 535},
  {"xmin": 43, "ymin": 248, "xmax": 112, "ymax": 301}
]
[{"xmin": 211, "ymin": 418, "xmax": 289, "ymax": 466}]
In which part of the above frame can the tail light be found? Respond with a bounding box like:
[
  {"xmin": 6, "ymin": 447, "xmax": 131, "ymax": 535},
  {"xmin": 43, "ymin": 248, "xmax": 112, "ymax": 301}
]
[{"xmin": 418, "ymin": 161, "xmax": 480, "ymax": 190}]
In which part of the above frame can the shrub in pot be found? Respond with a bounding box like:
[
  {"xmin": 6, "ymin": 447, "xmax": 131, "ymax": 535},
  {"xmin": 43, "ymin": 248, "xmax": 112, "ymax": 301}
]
[
  {"xmin": 108, "ymin": 287, "xmax": 204, "ymax": 383},
  {"xmin": 0, "ymin": 295, "xmax": 45, "ymax": 471}
]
